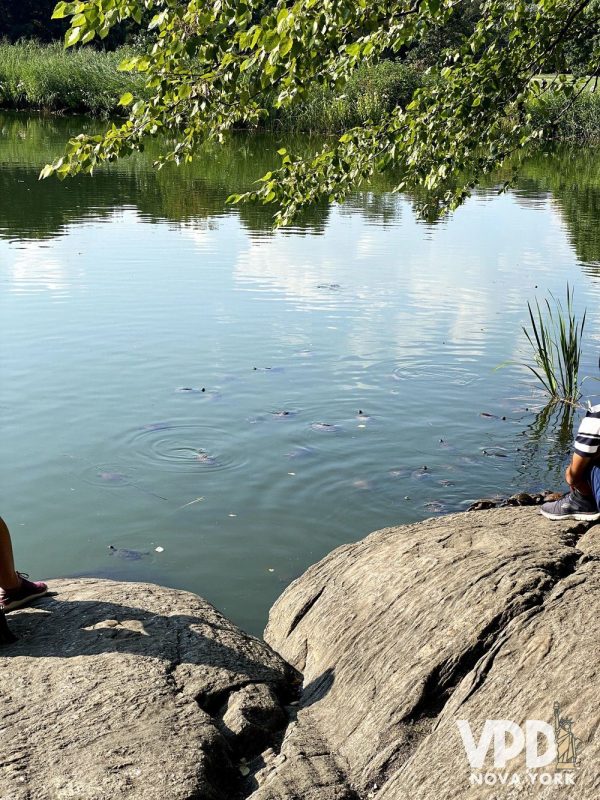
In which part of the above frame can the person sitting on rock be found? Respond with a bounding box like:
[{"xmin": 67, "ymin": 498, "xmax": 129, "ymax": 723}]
[
  {"xmin": 540, "ymin": 403, "xmax": 600, "ymax": 521},
  {"xmin": 0, "ymin": 516, "xmax": 48, "ymax": 611}
]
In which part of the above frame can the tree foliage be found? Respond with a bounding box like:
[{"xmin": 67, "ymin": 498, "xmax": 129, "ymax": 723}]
[{"xmin": 43, "ymin": 0, "xmax": 600, "ymax": 225}]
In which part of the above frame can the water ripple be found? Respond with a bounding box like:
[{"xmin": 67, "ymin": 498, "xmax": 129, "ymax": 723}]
[{"xmin": 126, "ymin": 421, "xmax": 247, "ymax": 474}]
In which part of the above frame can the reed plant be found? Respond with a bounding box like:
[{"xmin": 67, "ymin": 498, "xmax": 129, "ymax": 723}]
[{"xmin": 520, "ymin": 284, "xmax": 585, "ymax": 404}]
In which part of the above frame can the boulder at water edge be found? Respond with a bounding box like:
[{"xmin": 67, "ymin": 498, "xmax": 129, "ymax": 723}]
[
  {"xmin": 258, "ymin": 508, "xmax": 600, "ymax": 799},
  {"xmin": 0, "ymin": 578, "xmax": 298, "ymax": 800}
]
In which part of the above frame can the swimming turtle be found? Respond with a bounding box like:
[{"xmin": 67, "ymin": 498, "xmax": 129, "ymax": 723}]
[
  {"xmin": 481, "ymin": 449, "xmax": 509, "ymax": 458},
  {"xmin": 98, "ymin": 471, "xmax": 129, "ymax": 483},
  {"xmin": 272, "ymin": 410, "xmax": 297, "ymax": 419},
  {"xmin": 286, "ymin": 445, "xmax": 316, "ymax": 460},
  {"xmin": 466, "ymin": 499, "xmax": 498, "ymax": 512},
  {"xmin": 389, "ymin": 467, "xmax": 410, "ymax": 478},
  {"xmin": 108, "ymin": 545, "xmax": 150, "ymax": 561},
  {"xmin": 423, "ymin": 501, "xmax": 445, "ymax": 513},
  {"xmin": 196, "ymin": 450, "xmax": 217, "ymax": 464},
  {"xmin": 311, "ymin": 422, "xmax": 340, "ymax": 433},
  {"xmin": 97, "ymin": 471, "xmax": 169, "ymax": 501}
]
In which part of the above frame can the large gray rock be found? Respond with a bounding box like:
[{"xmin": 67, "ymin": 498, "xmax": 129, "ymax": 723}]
[
  {"xmin": 260, "ymin": 508, "xmax": 599, "ymax": 799},
  {"xmin": 0, "ymin": 578, "xmax": 298, "ymax": 800}
]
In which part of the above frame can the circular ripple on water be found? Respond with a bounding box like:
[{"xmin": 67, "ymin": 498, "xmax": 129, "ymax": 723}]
[
  {"xmin": 127, "ymin": 422, "xmax": 247, "ymax": 474},
  {"xmin": 391, "ymin": 362, "xmax": 479, "ymax": 386}
]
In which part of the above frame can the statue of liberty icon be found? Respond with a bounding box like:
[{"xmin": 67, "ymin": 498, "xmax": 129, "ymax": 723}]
[{"xmin": 553, "ymin": 702, "xmax": 581, "ymax": 769}]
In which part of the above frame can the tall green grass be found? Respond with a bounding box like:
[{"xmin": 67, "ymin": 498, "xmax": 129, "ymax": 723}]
[
  {"xmin": 527, "ymin": 90, "xmax": 600, "ymax": 142},
  {"xmin": 270, "ymin": 62, "xmax": 424, "ymax": 133},
  {"xmin": 0, "ymin": 41, "xmax": 140, "ymax": 115},
  {"xmin": 520, "ymin": 285, "xmax": 586, "ymax": 404}
]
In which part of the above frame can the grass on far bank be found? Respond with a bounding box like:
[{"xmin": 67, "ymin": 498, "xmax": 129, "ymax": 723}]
[
  {"xmin": 0, "ymin": 41, "xmax": 598, "ymax": 142},
  {"xmin": 529, "ymin": 90, "xmax": 600, "ymax": 143},
  {"xmin": 269, "ymin": 61, "xmax": 425, "ymax": 132},
  {"xmin": 0, "ymin": 40, "xmax": 140, "ymax": 115}
]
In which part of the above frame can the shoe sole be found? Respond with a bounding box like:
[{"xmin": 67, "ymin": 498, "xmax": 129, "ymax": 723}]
[
  {"xmin": 1, "ymin": 589, "xmax": 49, "ymax": 613},
  {"xmin": 540, "ymin": 509, "xmax": 600, "ymax": 521}
]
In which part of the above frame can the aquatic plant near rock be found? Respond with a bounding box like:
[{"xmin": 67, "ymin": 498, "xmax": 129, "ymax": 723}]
[{"xmin": 509, "ymin": 284, "xmax": 586, "ymax": 405}]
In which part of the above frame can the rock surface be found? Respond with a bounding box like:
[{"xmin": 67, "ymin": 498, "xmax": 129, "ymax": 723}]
[
  {"xmin": 261, "ymin": 508, "xmax": 600, "ymax": 799},
  {"xmin": 2, "ymin": 509, "xmax": 598, "ymax": 800},
  {"xmin": 0, "ymin": 578, "xmax": 298, "ymax": 800}
]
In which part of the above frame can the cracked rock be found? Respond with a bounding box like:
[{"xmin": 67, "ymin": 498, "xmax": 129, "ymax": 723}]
[
  {"xmin": 0, "ymin": 578, "xmax": 296, "ymax": 800},
  {"xmin": 263, "ymin": 508, "xmax": 599, "ymax": 798},
  {"xmin": 221, "ymin": 682, "xmax": 287, "ymax": 756}
]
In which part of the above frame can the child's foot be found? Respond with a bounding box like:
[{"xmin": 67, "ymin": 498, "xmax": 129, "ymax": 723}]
[
  {"xmin": 540, "ymin": 489, "xmax": 600, "ymax": 521},
  {"xmin": 0, "ymin": 574, "xmax": 48, "ymax": 612}
]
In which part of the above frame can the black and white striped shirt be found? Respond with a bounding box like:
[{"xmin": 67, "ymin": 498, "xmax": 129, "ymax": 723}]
[{"xmin": 574, "ymin": 404, "xmax": 600, "ymax": 458}]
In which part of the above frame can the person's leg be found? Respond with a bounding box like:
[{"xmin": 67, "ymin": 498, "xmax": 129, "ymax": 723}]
[
  {"xmin": 0, "ymin": 516, "xmax": 47, "ymax": 611},
  {"xmin": 0, "ymin": 516, "xmax": 21, "ymax": 591},
  {"xmin": 590, "ymin": 464, "xmax": 600, "ymax": 510}
]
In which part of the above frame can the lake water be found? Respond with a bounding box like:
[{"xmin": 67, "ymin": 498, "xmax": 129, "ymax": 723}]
[{"xmin": 1, "ymin": 112, "xmax": 599, "ymax": 635}]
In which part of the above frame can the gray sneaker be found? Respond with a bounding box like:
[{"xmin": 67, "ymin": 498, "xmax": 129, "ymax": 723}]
[{"xmin": 540, "ymin": 489, "xmax": 600, "ymax": 521}]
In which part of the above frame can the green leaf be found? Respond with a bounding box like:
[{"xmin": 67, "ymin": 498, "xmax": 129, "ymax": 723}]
[
  {"xmin": 39, "ymin": 164, "xmax": 54, "ymax": 180},
  {"xmin": 51, "ymin": 2, "xmax": 69, "ymax": 20},
  {"xmin": 64, "ymin": 27, "xmax": 81, "ymax": 48},
  {"xmin": 118, "ymin": 92, "xmax": 134, "ymax": 107}
]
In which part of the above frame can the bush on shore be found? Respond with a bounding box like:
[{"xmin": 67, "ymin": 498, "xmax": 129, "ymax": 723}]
[
  {"xmin": 270, "ymin": 61, "xmax": 424, "ymax": 132},
  {"xmin": 528, "ymin": 90, "xmax": 600, "ymax": 143},
  {"xmin": 0, "ymin": 41, "xmax": 140, "ymax": 115}
]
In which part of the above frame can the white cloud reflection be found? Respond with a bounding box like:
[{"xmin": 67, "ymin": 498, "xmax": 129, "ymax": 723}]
[{"xmin": 7, "ymin": 241, "xmax": 72, "ymax": 296}]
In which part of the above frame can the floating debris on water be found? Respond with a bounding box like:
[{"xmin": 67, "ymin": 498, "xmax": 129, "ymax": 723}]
[
  {"xmin": 155, "ymin": 546, "xmax": 164, "ymax": 553},
  {"xmin": 179, "ymin": 497, "xmax": 205, "ymax": 509}
]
